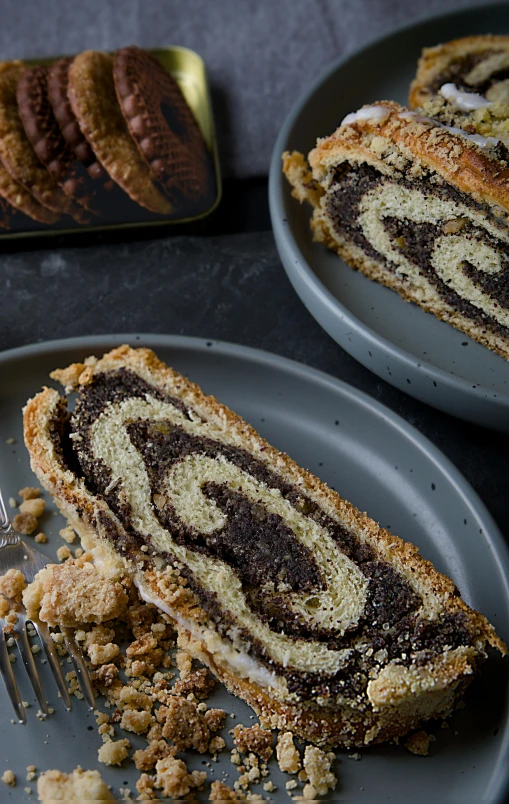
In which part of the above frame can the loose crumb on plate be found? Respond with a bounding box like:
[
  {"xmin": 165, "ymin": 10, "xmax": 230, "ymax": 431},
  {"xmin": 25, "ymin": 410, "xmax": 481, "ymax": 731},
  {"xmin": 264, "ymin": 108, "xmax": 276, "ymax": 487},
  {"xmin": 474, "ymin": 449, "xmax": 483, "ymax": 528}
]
[
  {"xmin": 97, "ymin": 737, "xmax": 130, "ymax": 766},
  {"xmin": 302, "ymin": 745, "xmax": 337, "ymax": 797},
  {"xmin": 154, "ymin": 755, "xmax": 206, "ymax": 799},
  {"xmin": 404, "ymin": 730, "xmax": 432, "ymax": 756},
  {"xmin": 0, "ymin": 568, "xmax": 26, "ymax": 598},
  {"xmin": 19, "ymin": 498, "xmax": 45, "ymax": 518},
  {"xmin": 12, "ymin": 512, "xmax": 38, "ymax": 535},
  {"xmin": 22, "ymin": 558, "xmax": 128, "ymax": 626},
  {"xmin": 209, "ymin": 779, "xmax": 238, "ymax": 800},
  {"xmin": 19, "ymin": 487, "xmax": 41, "ymax": 501},
  {"xmin": 1, "ymin": 769, "xmax": 16, "ymax": 786},
  {"xmin": 233, "ymin": 723, "xmax": 274, "ymax": 762},
  {"xmin": 37, "ymin": 768, "xmax": 113, "ymax": 801},
  {"xmin": 59, "ymin": 526, "xmax": 76, "ymax": 544},
  {"xmin": 56, "ymin": 545, "xmax": 72, "ymax": 562},
  {"xmin": 276, "ymin": 731, "xmax": 301, "ymax": 774}
]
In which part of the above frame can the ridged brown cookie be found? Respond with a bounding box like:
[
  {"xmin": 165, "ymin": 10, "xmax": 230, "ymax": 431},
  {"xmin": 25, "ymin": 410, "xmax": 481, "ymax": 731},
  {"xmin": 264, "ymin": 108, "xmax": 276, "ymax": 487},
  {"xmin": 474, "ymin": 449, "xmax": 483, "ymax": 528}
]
[
  {"xmin": 16, "ymin": 64, "xmax": 98, "ymax": 215},
  {"xmin": 0, "ymin": 191, "xmax": 14, "ymax": 230},
  {"xmin": 0, "ymin": 61, "xmax": 90, "ymax": 223},
  {"xmin": 47, "ymin": 57, "xmax": 115, "ymax": 192},
  {"xmin": 67, "ymin": 51, "xmax": 173, "ymax": 214},
  {"xmin": 0, "ymin": 159, "xmax": 59, "ymax": 224},
  {"xmin": 114, "ymin": 45, "xmax": 212, "ymax": 206}
]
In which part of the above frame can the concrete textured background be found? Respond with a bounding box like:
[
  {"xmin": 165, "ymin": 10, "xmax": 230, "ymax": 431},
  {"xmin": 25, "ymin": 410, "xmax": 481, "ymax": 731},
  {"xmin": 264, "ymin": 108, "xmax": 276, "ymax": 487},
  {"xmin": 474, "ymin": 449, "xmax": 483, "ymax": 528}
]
[{"xmin": 0, "ymin": 0, "xmax": 498, "ymax": 176}]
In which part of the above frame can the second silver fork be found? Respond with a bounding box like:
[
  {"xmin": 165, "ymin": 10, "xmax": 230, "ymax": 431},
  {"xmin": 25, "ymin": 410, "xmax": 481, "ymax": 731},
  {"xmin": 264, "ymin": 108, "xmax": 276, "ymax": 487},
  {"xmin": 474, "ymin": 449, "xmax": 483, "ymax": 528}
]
[{"xmin": 0, "ymin": 487, "xmax": 95, "ymax": 723}]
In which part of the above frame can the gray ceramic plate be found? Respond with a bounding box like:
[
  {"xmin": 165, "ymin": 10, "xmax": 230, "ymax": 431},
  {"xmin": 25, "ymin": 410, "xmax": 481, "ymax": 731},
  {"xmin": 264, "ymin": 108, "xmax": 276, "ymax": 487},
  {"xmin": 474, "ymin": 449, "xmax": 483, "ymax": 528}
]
[
  {"xmin": 0, "ymin": 334, "xmax": 508, "ymax": 802},
  {"xmin": 269, "ymin": 2, "xmax": 509, "ymax": 432}
]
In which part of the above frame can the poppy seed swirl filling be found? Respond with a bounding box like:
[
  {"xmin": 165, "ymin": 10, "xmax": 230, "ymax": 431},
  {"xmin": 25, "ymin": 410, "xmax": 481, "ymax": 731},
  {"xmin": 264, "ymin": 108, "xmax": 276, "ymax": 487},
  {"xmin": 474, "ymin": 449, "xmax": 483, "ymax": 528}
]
[
  {"xmin": 325, "ymin": 164, "xmax": 509, "ymax": 338},
  {"xmin": 49, "ymin": 369, "xmax": 479, "ymax": 705},
  {"xmin": 428, "ymin": 49, "xmax": 509, "ymax": 99}
]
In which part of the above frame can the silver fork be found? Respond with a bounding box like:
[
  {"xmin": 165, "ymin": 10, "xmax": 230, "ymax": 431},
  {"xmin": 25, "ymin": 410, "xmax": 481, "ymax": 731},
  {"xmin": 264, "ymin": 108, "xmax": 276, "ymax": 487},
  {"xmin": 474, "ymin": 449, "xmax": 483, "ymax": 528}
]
[{"xmin": 0, "ymin": 487, "xmax": 95, "ymax": 723}]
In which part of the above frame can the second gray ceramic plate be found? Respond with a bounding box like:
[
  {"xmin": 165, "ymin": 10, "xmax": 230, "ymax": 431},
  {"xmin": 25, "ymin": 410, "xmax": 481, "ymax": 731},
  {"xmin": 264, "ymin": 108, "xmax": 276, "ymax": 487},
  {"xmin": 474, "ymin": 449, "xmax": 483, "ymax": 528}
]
[
  {"xmin": 0, "ymin": 334, "xmax": 508, "ymax": 801},
  {"xmin": 269, "ymin": 2, "xmax": 509, "ymax": 431}
]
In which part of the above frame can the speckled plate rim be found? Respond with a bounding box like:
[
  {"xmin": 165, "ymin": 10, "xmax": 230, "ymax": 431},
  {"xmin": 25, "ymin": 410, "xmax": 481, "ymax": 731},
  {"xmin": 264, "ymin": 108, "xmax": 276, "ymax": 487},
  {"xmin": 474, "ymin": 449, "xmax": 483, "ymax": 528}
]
[
  {"xmin": 269, "ymin": 1, "xmax": 509, "ymax": 430},
  {"xmin": 1, "ymin": 332, "xmax": 509, "ymax": 801}
]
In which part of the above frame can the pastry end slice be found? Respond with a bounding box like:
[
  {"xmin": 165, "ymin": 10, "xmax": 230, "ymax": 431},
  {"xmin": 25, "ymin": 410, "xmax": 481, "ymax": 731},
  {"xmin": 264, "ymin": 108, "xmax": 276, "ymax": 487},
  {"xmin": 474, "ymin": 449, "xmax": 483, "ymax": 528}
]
[
  {"xmin": 409, "ymin": 35, "xmax": 509, "ymax": 108},
  {"xmin": 23, "ymin": 345, "xmax": 506, "ymax": 747},
  {"xmin": 283, "ymin": 100, "xmax": 509, "ymax": 360}
]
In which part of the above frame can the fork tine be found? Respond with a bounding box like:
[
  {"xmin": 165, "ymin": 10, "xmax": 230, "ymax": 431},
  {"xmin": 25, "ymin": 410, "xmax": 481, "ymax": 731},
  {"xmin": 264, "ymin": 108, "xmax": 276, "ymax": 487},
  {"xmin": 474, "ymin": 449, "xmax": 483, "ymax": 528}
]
[
  {"xmin": 0, "ymin": 630, "xmax": 26, "ymax": 723},
  {"xmin": 31, "ymin": 619, "xmax": 72, "ymax": 711},
  {"xmin": 14, "ymin": 624, "xmax": 49, "ymax": 716},
  {"xmin": 60, "ymin": 626, "xmax": 96, "ymax": 710}
]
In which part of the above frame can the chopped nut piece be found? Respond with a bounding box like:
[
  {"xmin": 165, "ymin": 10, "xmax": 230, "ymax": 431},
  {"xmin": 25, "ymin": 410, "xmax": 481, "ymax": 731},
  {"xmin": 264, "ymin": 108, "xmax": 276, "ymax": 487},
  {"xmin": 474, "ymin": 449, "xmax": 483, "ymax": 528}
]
[
  {"xmin": 157, "ymin": 696, "xmax": 210, "ymax": 753},
  {"xmin": 13, "ymin": 512, "xmax": 38, "ymax": 535},
  {"xmin": 22, "ymin": 559, "xmax": 128, "ymax": 625},
  {"xmin": 59, "ymin": 526, "xmax": 76, "ymax": 544},
  {"xmin": 233, "ymin": 723, "xmax": 274, "ymax": 762},
  {"xmin": 97, "ymin": 738, "xmax": 130, "ymax": 766},
  {"xmin": 1, "ymin": 769, "xmax": 15, "ymax": 786},
  {"xmin": 276, "ymin": 731, "xmax": 301, "ymax": 774},
  {"xmin": 34, "ymin": 533, "xmax": 47, "ymax": 544},
  {"xmin": 154, "ymin": 755, "xmax": 206, "ymax": 799},
  {"xmin": 19, "ymin": 498, "xmax": 45, "ymax": 518},
  {"xmin": 442, "ymin": 217, "xmax": 467, "ymax": 234},
  {"xmin": 37, "ymin": 768, "xmax": 114, "ymax": 801},
  {"xmin": 303, "ymin": 745, "xmax": 337, "ymax": 797},
  {"xmin": 9, "ymin": 497, "xmax": 17, "ymax": 508},
  {"xmin": 19, "ymin": 487, "xmax": 41, "ymax": 501},
  {"xmin": 404, "ymin": 730, "xmax": 431, "ymax": 756},
  {"xmin": 0, "ymin": 568, "xmax": 26, "ymax": 598}
]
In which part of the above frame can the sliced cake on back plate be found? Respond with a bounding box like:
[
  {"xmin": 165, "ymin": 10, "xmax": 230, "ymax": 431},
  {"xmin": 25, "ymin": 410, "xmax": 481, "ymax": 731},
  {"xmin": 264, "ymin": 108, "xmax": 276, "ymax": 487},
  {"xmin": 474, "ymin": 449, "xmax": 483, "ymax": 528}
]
[
  {"xmin": 283, "ymin": 100, "xmax": 509, "ymax": 360},
  {"xmin": 409, "ymin": 35, "xmax": 509, "ymax": 108},
  {"xmin": 23, "ymin": 345, "xmax": 505, "ymax": 748}
]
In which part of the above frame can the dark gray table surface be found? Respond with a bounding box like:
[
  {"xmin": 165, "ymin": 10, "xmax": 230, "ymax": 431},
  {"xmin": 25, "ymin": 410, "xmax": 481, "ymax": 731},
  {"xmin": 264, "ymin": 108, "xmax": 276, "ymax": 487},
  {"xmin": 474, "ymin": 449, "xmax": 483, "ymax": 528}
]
[{"xmin": 1, "ymin": 193, "xmax": 508, "ymax": 551}]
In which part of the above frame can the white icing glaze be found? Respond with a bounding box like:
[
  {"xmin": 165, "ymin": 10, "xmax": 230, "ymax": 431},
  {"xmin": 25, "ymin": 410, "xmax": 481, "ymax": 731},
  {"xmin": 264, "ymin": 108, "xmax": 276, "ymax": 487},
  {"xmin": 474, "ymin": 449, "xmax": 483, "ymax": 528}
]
[
  {"xmin": 439, "ymin": 82, "xmax": 492, "ymax": 111},
  {"xmin": 398, "ymin": 110, "xmax": 499, "ymax": 149},
  {"xmin": 341, "ymin": 105, "xmax": 390, "ymax": 127},
  {"xmin": 135, "ymin": 578, "xmax": 281, "ymax": 691}
]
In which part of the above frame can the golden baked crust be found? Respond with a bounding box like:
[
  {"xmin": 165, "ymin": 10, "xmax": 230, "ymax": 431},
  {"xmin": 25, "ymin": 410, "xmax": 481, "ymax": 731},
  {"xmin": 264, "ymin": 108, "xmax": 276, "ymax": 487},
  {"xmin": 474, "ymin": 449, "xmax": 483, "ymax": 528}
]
[
  {"xmin": 23, "ymin": 345, "xmax": 506, "ymax": 748},
  {"xmin": 409, "ymin": 35, "xmax": 509, "ymax": 108},
  {"xmin": 307, "ymin": 100, "xmax": 509, "ymax": 214}
]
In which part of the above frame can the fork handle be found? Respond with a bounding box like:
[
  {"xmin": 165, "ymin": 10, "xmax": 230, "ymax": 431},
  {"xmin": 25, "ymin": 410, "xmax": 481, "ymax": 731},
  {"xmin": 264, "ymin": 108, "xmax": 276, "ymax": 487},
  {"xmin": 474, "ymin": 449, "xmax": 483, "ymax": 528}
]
[{"xmin": 0, "ymin": 487, "xmax": 21, "ymax": 548}]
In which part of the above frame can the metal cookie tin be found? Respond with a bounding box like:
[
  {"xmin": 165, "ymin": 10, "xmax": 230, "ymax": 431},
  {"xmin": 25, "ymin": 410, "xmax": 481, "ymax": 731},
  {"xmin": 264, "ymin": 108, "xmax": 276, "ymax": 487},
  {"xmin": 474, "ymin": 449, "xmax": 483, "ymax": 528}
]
[{"xmin": 0, "ymin": 46, "xmax": 221, "ymax": 240}]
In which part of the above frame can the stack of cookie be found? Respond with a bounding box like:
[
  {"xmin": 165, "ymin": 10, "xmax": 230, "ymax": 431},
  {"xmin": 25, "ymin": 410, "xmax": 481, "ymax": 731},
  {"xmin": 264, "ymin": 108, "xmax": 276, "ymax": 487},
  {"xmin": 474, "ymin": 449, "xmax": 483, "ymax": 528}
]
[{"xmin": 0, "ymin": 46, "xmax": 213, "ymax": 232}]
